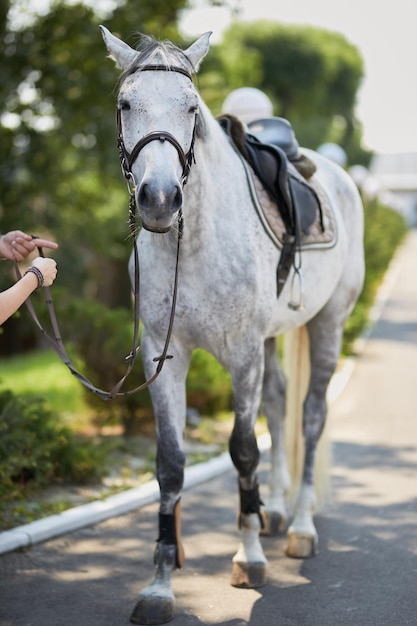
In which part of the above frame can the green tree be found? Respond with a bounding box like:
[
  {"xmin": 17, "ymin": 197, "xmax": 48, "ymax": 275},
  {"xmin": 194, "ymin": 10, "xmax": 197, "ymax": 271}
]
[
  {"xmin": 200, "ymin": 20, "xmax": 371, "ymax": 163},
  {"xmin": 0, "ymin": 0, "xmax": 197, "ymax": 351}
]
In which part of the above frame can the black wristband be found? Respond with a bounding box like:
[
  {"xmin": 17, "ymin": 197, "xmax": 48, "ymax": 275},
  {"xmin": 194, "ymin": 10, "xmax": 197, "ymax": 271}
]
[{"xmin": 23, "ymin": 266, "xmax": 44, "ymax": 289}]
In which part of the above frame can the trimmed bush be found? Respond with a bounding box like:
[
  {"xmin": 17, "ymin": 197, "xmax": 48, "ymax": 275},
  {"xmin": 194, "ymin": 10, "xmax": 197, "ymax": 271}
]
[
  {"xmin": 0, "ymin": 389, "xmax": 108, "ymax": 505},
  {"xmin": 343, "ymin": 197, "xmax": 407, "ymax": 352}
]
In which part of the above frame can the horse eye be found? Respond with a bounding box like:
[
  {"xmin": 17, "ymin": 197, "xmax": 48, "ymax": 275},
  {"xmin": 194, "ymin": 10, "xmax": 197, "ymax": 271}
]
[
  {"xmin": 189, "ymin": 105, "xmax": 198, "ymax": 114},
  {"xmin": 119, "ymin": 100, "xmax": 131, "ymax": 111}
]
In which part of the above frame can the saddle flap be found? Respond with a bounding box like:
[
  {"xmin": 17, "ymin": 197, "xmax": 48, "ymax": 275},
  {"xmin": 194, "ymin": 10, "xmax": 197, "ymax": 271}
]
[
  {"xmin": 288, "ymin": 174, "xmax": 321, "ymax": 235},
  {"xmin": 244, "ymin": 139, "xmax": 293, "ymax": 230},
  {"xmin": 245, "ymin": 137, "xmax": 320, "ymax": 236}
]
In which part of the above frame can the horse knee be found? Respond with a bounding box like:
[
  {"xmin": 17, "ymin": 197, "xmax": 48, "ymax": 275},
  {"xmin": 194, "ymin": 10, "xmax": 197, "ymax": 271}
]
[
  {"xmin": 157, "ymin": 444, "xmax": 185, "ymax": 500},
  {"xmin": 229, "ymin": 428, "xmax": 260, "ymax": 479}
]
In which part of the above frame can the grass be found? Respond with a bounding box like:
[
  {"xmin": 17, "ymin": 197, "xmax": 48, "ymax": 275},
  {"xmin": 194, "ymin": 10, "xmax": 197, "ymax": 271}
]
[{"xmin": 0, "ymin": 349, "xmax": 91, "ymax": 429}]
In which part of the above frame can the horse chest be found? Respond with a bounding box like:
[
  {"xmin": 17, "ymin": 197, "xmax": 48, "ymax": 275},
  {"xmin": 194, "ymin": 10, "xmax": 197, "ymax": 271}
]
[{"xmin": 139, "ymin": 245, "xmax": 263, "ymax": 345}]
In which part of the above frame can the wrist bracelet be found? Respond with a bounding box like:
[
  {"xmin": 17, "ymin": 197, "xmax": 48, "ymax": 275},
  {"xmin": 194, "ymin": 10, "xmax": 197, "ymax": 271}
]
[{"xmin": 23, "ymin": 266, "xmax": 45, "ymax": 289}]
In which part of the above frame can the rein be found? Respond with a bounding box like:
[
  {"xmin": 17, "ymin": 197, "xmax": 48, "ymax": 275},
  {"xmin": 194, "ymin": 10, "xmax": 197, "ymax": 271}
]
[
  {"xmin": 20, "ymin": 63, "xmax": 196, "ymax": 400},
  {"xmin": 17, "ymin": 214, "xmax": 181, "ymax": 401}
]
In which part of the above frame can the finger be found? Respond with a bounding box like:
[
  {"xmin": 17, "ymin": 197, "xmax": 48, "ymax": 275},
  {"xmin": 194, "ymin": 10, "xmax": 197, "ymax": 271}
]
[
  {"xmin": 17, "ymin": 232, "xmax": 33, "ymax": 241},
  {"xmin": 31, "ymin": 238, "xmax": 58, "ymax": 250},
  {"xmin": 11, "ymin": 250, "xmax": 26, "ymax": 262},
  {"xmin": 7, "ymin": 231, "xmax": 32, "ymax": 242},
  {"xmin": 12, "ymin": 238, "xmax": 36, "ymax": 256}
]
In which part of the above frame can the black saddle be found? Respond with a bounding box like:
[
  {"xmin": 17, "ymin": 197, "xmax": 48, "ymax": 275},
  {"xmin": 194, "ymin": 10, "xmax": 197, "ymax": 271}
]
[
  {"xmin": 246, "ymin": 117, "xmax": 321, "ymax": 237},
  {"xmin": 218, "ymin": 115, "xmax": 324, "ymax": 300}
]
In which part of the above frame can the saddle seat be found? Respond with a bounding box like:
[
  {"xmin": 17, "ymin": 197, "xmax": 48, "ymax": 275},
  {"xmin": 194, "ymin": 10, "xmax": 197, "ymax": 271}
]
[{"xmin": 248, "ymin": 117, "xmax": 301, "ymax": 161}]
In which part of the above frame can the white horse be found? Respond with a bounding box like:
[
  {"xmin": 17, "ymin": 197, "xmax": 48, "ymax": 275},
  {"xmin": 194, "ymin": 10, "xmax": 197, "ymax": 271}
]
[{"xmin": 101, "ymin": 27, "xmax": 365, "ymax": 625}]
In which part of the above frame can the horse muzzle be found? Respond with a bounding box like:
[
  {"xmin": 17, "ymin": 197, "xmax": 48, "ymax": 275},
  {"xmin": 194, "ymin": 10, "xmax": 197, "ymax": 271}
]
[{"xmin": 137, "ymin": 179, "xmax": 183, "ymax": 233}]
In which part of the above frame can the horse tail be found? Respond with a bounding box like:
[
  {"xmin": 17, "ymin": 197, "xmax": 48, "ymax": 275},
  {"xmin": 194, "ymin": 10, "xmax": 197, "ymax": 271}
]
[{"xmin": 283, "ymin": 326, "xmax": 330, "ymax": 506}]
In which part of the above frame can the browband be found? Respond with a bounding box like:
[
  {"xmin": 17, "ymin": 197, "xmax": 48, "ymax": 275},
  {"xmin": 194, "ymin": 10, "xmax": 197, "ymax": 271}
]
[{"xmin": 136, "ymin": 64, "xmax": 193, "ymax": 81}]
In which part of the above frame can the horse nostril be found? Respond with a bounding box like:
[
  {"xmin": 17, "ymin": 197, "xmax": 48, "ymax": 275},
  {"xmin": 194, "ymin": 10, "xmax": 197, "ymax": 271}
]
[
  {"xmin": 172, "ymin": 185, "xmax": 183, "ymax": 211},
  {"xmin": 138, "ymin": 182, "xmax": 149, "ymax": 209}
]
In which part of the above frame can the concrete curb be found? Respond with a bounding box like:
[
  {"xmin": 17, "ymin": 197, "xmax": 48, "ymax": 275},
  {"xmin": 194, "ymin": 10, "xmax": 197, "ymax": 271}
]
[
  {"xmin": 0, "ymin": 435, "xmax": 271, "ymax": 556},
  {"xmin": 0, "ymin": 236, "xmax": 406, "ymax": 556}
]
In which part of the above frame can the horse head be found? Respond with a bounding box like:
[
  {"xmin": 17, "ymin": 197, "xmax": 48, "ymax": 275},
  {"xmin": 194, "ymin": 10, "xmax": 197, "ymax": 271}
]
[{"xmin": 100, "ymin": 26, "xmax": 211, "ymax": 233}]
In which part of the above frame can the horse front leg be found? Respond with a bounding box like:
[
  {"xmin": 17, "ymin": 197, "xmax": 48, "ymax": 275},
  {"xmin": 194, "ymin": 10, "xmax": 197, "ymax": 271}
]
[
  {"xmin": 228, "ymin": 349, "xmax": 267, "ymax": 588},
  {"xmin": 130, "ymin": 337, "xmax": 189, "ymax": 626}
]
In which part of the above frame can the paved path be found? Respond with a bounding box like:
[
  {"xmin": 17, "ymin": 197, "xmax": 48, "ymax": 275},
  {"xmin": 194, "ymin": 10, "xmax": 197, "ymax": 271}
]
[{"xmin": 1, "ymin": 231, "xmax": 417, "ymax": 626}]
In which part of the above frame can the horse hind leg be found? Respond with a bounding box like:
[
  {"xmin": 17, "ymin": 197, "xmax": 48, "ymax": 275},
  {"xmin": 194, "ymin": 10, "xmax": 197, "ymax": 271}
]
[
  {"xmin": 260, "ymin": 337, "xmax": 290, "ymax": 535},
  {"xmin": 286, "ymin": 310, "xmax": 344, "ymax": 558}
]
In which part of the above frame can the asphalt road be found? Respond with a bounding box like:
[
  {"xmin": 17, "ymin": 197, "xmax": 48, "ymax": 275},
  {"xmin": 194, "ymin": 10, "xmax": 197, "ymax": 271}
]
[{"xmin": 1, "ymin": 231, "xmax": 417, "ymax": 626}]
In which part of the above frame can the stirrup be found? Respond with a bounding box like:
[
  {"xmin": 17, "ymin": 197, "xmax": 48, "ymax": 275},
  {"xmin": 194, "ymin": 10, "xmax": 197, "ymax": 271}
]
[{"xmin": 288, "ymin": 266, "xmax": 304, "ymax": 311}]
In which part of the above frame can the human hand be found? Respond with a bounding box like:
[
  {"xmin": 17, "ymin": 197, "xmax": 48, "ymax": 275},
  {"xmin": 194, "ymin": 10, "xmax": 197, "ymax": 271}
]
[
  {"xmin": 0, "ymin": 231, "xmax": 58, "ymax": 262},
  {"xmin": 32, "ymin": 257, "xmax": 58, "ymax": 288}
]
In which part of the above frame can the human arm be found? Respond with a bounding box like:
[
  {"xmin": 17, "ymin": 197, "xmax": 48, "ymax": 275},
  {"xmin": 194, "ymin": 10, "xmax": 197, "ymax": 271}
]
[
  {"xmin": 0, "ymin": 231, "xmax": 58, "ymax": 262},
  {"xmin": 0, "ymin": 257, "xmax": 57, "ymax": 325}
]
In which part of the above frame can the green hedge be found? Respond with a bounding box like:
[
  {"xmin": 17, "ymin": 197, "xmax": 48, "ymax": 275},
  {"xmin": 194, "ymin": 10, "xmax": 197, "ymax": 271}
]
[
  {"xmin": 0, "ymin": 389, "xmax": 108, "ymax": 520},
  {"xmin": 343, "ymin": 197, "xmax": 407, "ymax": 352}
]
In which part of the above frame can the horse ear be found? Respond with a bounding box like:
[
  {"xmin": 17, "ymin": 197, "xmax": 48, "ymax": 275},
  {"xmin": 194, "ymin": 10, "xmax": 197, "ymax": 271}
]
[
  {"xmin": 184, "ymin": 32, "xmax": 212, "ymax": 71},
  {"xmin": 100, "ymin": 25, "xmax": 137, "ymax": 70}
]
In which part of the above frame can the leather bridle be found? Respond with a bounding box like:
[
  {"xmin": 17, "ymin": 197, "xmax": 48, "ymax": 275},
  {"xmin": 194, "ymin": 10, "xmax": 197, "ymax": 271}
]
[
  {"xmin": 20, "ymin": 63, "xmax": 197, "ymax": 400},
  {"xmin": 116, "ymin": 64, "xmax": 196, "ymax": 190}
]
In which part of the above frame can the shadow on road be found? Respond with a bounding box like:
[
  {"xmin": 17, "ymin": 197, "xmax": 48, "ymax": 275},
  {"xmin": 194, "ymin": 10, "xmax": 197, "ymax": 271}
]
[{"xmin": 1, "ymin": 441, "xmax": 417, "ymax": 625}]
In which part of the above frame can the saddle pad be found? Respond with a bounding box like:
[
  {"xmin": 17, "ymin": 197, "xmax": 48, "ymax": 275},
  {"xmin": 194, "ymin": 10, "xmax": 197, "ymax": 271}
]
[{"xmin": 242, "ymin": 156, "xmax": 338, "ymax": 251}]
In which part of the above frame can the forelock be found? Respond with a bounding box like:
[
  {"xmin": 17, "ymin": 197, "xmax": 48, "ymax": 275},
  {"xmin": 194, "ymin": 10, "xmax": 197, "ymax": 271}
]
[{"xmin": 120, "ymin": 35, "xmax": 195, "ymax": 81}]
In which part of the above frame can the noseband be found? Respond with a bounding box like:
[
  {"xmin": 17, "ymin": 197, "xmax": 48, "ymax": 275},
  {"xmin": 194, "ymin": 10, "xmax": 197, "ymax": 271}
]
[{"xmin": 117, "ymin": 64, "xmax": 197, "ymax": 189}]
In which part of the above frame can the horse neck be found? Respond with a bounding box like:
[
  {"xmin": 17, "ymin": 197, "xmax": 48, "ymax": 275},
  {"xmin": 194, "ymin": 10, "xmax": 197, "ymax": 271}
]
[
  {"xmin": 196, "ymin": 101, "xmax": 233, "ymax": 167},
  {"xmin": 184, "ymin": 104, "xmax": 243, "ymax": 233}
]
